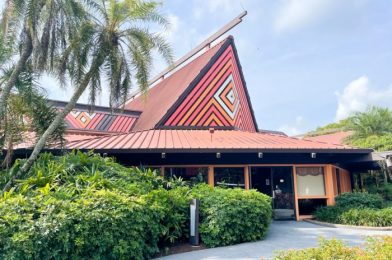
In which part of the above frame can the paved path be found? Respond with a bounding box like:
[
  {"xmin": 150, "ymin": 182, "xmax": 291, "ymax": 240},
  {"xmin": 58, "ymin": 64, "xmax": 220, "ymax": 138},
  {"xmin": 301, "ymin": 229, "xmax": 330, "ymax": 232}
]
[{"xmin": 157, "ymin": 221, "xmax": 392, "ymax": 260}]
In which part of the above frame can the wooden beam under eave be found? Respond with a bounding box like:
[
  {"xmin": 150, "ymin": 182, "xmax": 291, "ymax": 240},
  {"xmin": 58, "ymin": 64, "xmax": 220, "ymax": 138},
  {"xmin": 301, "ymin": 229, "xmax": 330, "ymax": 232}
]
[
  {"xmin": 292, "ymin": 166, "xmax": 300, "ymax": 221},
  {"xmin": 160, "ymin": 166, "xmax": 165, "ymax": 177},
  {"xmin": 244, "ymin": 166, "xmax": 250, "ymax": 190},
  {"xmin": 208, "ymin": 166, "xmax": 214, "ymax": 187},
  {"xmin": 324, "ymin": 165, "xmax": 336, "ymax": 206}
]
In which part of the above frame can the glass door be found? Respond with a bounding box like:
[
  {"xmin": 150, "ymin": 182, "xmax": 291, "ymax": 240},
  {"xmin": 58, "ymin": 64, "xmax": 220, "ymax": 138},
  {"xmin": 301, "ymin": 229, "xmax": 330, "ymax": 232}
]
[
  {"xmin": 271, "ymin": 167, "xmax": 295, "ymax": 220},
  {"xmin": 251, "ymin": 167, "xmax": 295, "ymax": 220}
]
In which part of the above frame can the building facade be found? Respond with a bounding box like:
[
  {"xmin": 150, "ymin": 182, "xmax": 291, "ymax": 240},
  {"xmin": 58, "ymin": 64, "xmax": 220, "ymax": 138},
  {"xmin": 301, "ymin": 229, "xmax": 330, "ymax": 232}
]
[{"xmin": 15, "ymin": 36, "xmax": 374, "ymax": 220}]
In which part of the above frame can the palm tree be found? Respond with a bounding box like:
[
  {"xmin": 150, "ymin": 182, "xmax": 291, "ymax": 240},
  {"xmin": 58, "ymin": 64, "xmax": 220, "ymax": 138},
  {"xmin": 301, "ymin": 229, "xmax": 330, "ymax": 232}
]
[
  {"xmin": 348, "ymin": 106, "xmax": 392, "ymax": 139},
  {"xmin": 3, "ymin": 0, "xmax": 173, "ymax": 191},
  {"xmin": 0, "ymin": 69, "xmax": 65, "ymax": 168},
  {"xmin": 0, "ymin": 0, "xmax": 90, "ymax": 121}
]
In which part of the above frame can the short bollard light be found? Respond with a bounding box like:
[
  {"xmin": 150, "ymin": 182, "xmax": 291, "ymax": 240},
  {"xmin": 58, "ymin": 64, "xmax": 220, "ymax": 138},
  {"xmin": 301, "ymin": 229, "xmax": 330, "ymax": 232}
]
[{"xmin": 189, "ymin": 198, "xmax": 200, "ymax": 246}]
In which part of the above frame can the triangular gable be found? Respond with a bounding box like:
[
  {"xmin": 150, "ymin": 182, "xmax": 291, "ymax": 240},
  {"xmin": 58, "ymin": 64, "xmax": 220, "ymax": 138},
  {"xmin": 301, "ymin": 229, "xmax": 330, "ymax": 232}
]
[
  {"xmin": 124, "ymin": 40, "xmax": 226, "ymax": 131},
  {"xmin": 159, "ymin": 37, "xmax": 258, "ymax": 132}
]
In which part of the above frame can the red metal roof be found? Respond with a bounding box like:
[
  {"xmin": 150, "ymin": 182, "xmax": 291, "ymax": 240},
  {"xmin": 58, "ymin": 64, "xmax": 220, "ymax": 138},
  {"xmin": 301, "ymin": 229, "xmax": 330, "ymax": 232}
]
[
  {"xmin": 303, "ymin": 131, "xmax": 352, "ymax": 146},
  {"xmin": 66, "ymin": 129, "xmax": 357, "ymax": 151},
  {"xmin": 124, "ymin": 39, "xmax": 227, "ymax": 131}
]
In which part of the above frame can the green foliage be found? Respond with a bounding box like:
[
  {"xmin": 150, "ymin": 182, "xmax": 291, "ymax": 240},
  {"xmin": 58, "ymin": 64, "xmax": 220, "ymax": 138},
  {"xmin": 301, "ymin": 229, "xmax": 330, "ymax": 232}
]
[
  {"xmin": 335, "ymin": 192, "xmax": 383, "ymax": 209},
  {"xmin": 374, "ymin": 183, "xmax": 392, "ymax": 201},
  {"xmin": 348, "ymin": 133, "xmax": 392, "ymax": 151},
  {"xmin": 315, "ymin": 192, "xmax": 392, "ymax": 227},
  {"xmin": 0, "ymin": 152, "xmax": 273, "ymax": 257},
  {"xmin": 307, "ymin": 106, "xmax": 392, "ymax": 151},
  {"xmin": 0, "ymin": 68, "xmax": 65, "ymax": 167},
  {"xmin": 0, "ymin": 191, "xmax": 162, "ymax": 259},
  {"xmin": 0, "ymin": 152, "xmax": 174, "ymax": 259},
  {"xmin": 348, "ymin": 106, "xmax": 392, "ymax": 138},
  {"xmin": 307, "ymin": 118, "xmax": 351, "ymax": 136},
  {"xmin": 275, "ymin": 236, "xmax": 392, "ymax": 260},
  {"xmin": 145, "ymin": 187, "xmax": 190, "ymax": 246},
  {"xmin": 190, "ymin": 185, "xmax": 272, "ymax": 247},
  {"xmin": 338, "ymin": 208, "xmax": 392, "ymax": 227}
]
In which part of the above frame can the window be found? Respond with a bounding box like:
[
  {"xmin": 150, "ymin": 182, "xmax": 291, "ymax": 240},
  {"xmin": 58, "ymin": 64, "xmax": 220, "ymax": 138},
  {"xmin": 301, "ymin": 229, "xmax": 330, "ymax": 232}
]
[
  {"xmin": 214, "ymin": 167, "xmax": 245, "ymax": 188},
  {"xmin": 164, "ymin": 167, "xmax": 208, "ymax": 184},
  {"xmin": 296, "ymin": 167, "xmax": 325, "ymax": 196}
]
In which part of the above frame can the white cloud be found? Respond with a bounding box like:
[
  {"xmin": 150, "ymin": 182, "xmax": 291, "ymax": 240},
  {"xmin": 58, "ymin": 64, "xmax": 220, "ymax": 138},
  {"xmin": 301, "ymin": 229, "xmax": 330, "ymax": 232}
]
[
  {"xmin": 274, "ymin": 0, "xmax": 337, "ymax": 33},
  {"xmin": 192, "ymin": 0, "xmax": 244, "ymax": 20},
  {"xmin": 278, "ymin": 116, "xmax": 304, "ymax": 136},
  {"xmin": 335, "ymin": 76, "xmax": 392, "ymax": 120},
  {"xmin": 164, "ymin": 14, "xmax": 180, "ymax": 42}
]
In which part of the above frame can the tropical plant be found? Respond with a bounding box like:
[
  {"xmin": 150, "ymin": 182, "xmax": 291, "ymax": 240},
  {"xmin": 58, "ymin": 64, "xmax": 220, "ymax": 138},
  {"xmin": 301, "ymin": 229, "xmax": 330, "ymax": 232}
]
[
  {"xmin": 348, "ymin": 106, "xmax": 392, "ymax": 138},
  {"xmin": 275, "ymin": 236, "xmax": 392, "ymax": 260},
  {"xmin": 315, "ymin": 192, "xmax": 392, "ymax": 227},
  {"xmin": 307, "ymin": 106, "xmax": 392, "ymax": 151},
  {"xmin": 0, "ymin": 69, "xmax": 65, "ymax": 168},
  {"xmin": 3, "ymin": 0, "xmax": 173, "ymax": 191},
  {"xmin": 0, "ymin": 0, "xmax": 90, "ymax": 119}
]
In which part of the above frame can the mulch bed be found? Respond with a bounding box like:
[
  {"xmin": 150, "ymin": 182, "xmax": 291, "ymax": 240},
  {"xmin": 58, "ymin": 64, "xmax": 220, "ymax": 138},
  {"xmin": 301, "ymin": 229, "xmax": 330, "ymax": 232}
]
[{"xmin": 155, "ymin": 243, "xmax": 207, "ymax": 258}]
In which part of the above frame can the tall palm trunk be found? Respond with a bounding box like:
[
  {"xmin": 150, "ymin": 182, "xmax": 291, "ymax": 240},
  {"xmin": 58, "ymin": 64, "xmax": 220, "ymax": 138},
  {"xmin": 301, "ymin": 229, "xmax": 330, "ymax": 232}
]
[
  {"xmin": 2, "ymin": 61, "xmax": 98, "ymax": 192},
  {"xmin": 0, "ymin": 30, "xmax": 33, "ymax": 118}
]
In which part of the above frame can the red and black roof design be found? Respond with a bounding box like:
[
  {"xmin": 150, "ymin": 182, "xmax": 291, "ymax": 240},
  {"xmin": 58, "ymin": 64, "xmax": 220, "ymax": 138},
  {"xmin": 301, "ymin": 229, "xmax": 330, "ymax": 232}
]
[{"xmin": 125, "ymin": 37, "xmax": 258, "ymax": 132}]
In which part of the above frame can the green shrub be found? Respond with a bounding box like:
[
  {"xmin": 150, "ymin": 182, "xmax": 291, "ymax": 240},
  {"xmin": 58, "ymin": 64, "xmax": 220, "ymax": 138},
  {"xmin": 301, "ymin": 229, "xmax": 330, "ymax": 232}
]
[
  {"xmin": 339, "ymin": 208, "xmax": 392, "ymax": 227},
  {"xmin": 0, "ymin": 191, "xmax": 162, "ymax": 259},
  {"xmin": 314, "ymin": 205, "xmax": 344, "ymax": 223},
  {"xmin": 0, "ymin": 152, "xmax": 273, "ymax": 257},
  {"xmin": 190, "ymin": 185, "xmax": 272, "ymax": 247},
  {"xmin": 335, "ymin": 192, "xmax": 383, "ymax": 209},
  {"xmin": 375, "ymin": 183, "xmax": 392, "ymax": 202},
  {"xmin": 144, "ymin": 187, "xmax": 190, "ymax": 246},
  {"xmin": 315, "ymin": 205, "xmax": 392, "ymax": 227},
  {"xmin": 274, "ymin": 236, "xmax": 392, "ymax": 260}
]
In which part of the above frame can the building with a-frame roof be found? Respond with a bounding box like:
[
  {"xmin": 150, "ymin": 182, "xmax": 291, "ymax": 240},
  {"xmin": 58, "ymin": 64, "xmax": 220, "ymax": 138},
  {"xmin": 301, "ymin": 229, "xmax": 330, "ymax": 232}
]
[{"xmin": 13, "ymin": 36, "xmax": 375, "ymax": 220}]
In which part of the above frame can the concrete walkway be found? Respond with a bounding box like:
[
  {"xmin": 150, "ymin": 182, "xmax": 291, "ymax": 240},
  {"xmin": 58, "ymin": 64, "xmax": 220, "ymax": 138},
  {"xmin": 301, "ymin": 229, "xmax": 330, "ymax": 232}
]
[{"xmin": 157, "ymin": 221, "xmax": 392, "ymax": 260}]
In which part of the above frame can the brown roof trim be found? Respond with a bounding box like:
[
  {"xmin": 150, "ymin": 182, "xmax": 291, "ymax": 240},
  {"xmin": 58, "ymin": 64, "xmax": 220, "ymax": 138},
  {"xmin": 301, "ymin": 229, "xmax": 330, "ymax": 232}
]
[
  {"xmin": 50, "ymin": 99, "xmax": 142, "ymax": 116},
  {"xmin": 39, "ymin": 147, "xmax": 373, "ymax": 154}
]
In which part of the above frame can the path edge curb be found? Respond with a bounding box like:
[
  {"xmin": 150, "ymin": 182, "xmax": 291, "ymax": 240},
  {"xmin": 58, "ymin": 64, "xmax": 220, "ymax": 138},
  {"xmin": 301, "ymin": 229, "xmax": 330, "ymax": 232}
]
[{"xmin": 304, "ymin": 219, "xmax": 392, "ymax": 231}]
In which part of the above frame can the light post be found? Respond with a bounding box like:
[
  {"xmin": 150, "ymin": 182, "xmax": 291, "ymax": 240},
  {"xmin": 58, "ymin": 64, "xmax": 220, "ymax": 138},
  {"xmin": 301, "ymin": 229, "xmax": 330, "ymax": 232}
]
[{"xmin": 189, "ymin": 199, "xmax": 200, "ymax": 246}]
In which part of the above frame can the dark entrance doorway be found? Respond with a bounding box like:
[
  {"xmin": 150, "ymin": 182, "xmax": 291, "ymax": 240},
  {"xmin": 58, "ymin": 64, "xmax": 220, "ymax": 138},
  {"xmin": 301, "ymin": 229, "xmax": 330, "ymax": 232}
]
[{"xmin": 250, "ymin": 167, "xmax": 295, "ymax": 220}]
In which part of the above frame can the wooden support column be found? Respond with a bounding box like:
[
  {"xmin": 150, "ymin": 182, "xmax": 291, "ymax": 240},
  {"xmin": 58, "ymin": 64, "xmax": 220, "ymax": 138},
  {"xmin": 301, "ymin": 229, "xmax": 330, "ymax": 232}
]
[
  {"xmin": 208, "ymin": 166, "xmax": 214, "ymax": 187},
  {"xmin": 292, "ymin": 166, "xmax": 300, "ymax": 221},
  {"xmin": 324, "ymin": 165, "xmax": 335, "ymax": 206},
  {"xmin": 160, "ymin": 167, "xmax": 165, "ymax": 177},
  {"xmin": 244, "ymin": 166, "xmax": 250, "ymax": 190}
]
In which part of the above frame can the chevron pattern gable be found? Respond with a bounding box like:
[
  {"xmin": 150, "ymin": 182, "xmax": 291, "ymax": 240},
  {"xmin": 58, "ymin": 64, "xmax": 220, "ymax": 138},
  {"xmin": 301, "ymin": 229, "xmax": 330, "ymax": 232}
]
[
  {"xmin": 163, "ymin": 44, "xmax": 256, "ymax": 132},
  {"xmin": 65, "ymin": 110, "xmax": 138, "ymax": 133}
]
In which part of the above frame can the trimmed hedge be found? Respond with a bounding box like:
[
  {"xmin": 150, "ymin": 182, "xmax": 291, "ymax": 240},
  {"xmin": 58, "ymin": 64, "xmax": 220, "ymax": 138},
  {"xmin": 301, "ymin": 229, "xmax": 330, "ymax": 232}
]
[
  {"xmin": 335, "ymin": 192, "xmax": 383, "ymax": 209},
  {"xmin": 275, "ymin": 236, "xmax": 392, "ymax": 260},
  {"xmin": 0, "ymin": 191, "xmax": 162, "ymax": 259},
  {"xmin": 315, "ymin": 192, "xmax": 392, "ymax": 227},
  {"xmin": 191, "ymin": 185, "xmax": 272, "ymax": 247}
]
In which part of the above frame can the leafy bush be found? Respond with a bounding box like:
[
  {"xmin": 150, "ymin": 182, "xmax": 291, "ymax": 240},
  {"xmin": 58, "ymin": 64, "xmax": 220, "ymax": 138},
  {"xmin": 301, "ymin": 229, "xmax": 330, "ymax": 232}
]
[
  {"xmin": 315, "ymin": 192, "xmax": 392, "ymax": 226},
  {"xmin": 275, "ymin": 236, "xmax": 392, "ymax": 260},
  {"xmin": 0, "ymin": 152, "xmax": 273, "ymax": 257},
  {"xmin": 190, "ymin": 185, "xmax": 272, "ymax": 247},
  {"xmin": 335, "ymin": 192, "xmax": 383, "ymax": 209},
  {"xmin": 0, "ymin": 152, "xmax": 179, "ymax": 259},
  {"xmin": 0, "ymin": 191, "xmax": 162, "ymax": 259},
  {"xmin": 338, "ymin": 208, "xmax": 392, "ymax": 227},
  {"xmin": 145, "ymin": 187, "xmax": 190, "ymax": 246},
  {"xmin": 375, "ymin": 183, "xmax": 392, "ymax": 201}
]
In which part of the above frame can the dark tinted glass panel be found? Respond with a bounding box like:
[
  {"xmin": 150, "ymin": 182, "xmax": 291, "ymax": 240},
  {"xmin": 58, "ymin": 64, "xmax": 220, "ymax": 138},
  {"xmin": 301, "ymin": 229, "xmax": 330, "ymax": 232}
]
[
  {"xmin": 298, "ymin": 199, "xmax": 327, "ymax": 215},
  {"xmin": 165, "ymin": 167, "xmax": 208, "ymax": 184},
  {"xmin": 214, "ymin": 167, "xmax": 245, "ymax": 188}
]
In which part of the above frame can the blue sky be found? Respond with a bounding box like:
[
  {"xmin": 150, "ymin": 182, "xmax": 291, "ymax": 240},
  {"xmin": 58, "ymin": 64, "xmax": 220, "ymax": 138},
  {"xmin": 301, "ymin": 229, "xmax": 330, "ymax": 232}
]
[{"xmin": 4, "ymin": 0, "xmax": 392, "ymax": 135}]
